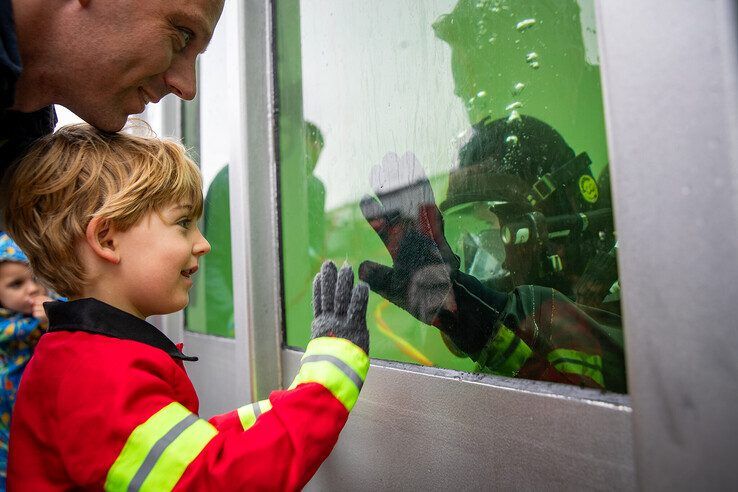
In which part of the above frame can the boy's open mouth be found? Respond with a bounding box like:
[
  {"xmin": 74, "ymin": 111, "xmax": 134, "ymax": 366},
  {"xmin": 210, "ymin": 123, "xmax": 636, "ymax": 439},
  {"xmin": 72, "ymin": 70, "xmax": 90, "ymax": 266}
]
[{"xmin": 181, "ymin": 265, "xmax": 198, "ymax": 278}]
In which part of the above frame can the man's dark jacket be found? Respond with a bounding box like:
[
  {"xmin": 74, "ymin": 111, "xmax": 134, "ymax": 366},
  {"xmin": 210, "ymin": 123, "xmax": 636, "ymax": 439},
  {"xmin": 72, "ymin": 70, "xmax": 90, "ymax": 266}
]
[{"xmin": 0, "ymin": 0, "xmax": 56, "ymax": 182}]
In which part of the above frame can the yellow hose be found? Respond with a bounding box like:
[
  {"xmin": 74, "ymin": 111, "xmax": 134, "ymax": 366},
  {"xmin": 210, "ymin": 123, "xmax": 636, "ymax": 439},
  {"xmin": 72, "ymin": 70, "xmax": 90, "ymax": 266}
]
[{"xmin": 373, "ymin": 299, "xmax": 434, "ymax": 366}]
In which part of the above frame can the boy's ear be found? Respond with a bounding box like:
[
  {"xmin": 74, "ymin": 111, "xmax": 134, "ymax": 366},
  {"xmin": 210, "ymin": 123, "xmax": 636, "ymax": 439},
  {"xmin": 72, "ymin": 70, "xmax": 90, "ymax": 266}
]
[{"xmin": 85, "ymin": 217, "xmax": 120, "ymax": 265}]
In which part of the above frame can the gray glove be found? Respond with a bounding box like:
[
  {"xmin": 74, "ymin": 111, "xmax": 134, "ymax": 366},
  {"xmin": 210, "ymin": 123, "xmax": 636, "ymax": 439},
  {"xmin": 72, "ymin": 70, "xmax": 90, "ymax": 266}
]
[{"xmin": 311, "ymin": 261, "xmax": 370, "ymax": 355}]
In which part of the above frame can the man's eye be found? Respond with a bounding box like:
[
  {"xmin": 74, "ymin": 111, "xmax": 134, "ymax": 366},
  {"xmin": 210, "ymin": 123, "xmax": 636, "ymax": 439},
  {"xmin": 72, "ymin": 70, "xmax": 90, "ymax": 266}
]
[
  {"xmin": 178, "ymin": 218, "xmax": 192, "ymax": 229},
  {"xmin": 178, "ymin": 28, "xmax": 193, "ymax": 49}
]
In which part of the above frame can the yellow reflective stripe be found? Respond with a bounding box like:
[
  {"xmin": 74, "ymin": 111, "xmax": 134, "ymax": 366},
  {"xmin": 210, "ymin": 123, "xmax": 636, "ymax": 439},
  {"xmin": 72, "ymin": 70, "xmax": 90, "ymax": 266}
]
[
  {"xmin": 106, "ymin": 403, "xmax": 190, "ymax": 491},
  {"xmin": 104, "ymin": 402, "xmax": 217, "ymax": 492},
  {"xmin": 236, "ymin": 399, "xmax": 273, "ymax": 430},
  {"xmin": 288, "ymin": 337, "xmax": 369, "ymax": 411},
  {"xmin": 137, "ymin": 418, "xmax": 217, "ymax": 491},
  {"xmin": 303, "ymin": 337, "xmax": 369, "ymax": 380},
  {"xmin": 477, "ymin": 324, "xmax": 532, "ymax": 377},
  {"xmin": 547, "ymin": 349, "xmax": 605, "ymax": 387}
]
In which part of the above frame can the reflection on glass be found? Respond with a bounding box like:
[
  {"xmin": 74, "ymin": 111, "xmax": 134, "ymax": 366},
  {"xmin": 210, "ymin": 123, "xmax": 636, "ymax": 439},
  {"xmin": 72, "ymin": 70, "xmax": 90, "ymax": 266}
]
[
  {"xmin": 182, "ymin": 93, "xmax": 235, "ymax": 338},
  {"xmin": 277, "ymin": 0, "xmax": 625, "ymax": 392}
]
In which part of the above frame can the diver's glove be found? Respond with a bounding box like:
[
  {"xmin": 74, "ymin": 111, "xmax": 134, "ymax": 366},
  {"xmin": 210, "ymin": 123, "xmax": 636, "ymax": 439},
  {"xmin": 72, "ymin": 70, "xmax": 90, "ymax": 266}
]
[
  {"xmin": 573, "ymin": 242, "xmax": 619, "ymax": 308},
  {"xmin": 358, "ymin": 152, "xmax": 507, "ymax": 356},
  {"xmin": 311, "ymin": 260, "xmax": 370, "ymax": 355}
]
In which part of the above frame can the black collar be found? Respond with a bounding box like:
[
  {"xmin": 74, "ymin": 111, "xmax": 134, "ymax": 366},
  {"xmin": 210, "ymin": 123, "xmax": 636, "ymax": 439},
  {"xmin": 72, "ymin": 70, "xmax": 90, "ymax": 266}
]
[{"xmin": 45, "ymin": 298, "xmax": 198, "ymax": 362}]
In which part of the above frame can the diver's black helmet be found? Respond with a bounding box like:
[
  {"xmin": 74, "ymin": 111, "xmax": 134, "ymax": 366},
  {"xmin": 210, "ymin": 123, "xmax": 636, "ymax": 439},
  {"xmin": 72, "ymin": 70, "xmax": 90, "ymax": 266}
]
[
  {"xmin": 441, "ymin": 115, "xmax": 607, "ymax": 294},
  {"xmin": 441, "ymin": 115, "xmax": 585, "ymax": 217}
]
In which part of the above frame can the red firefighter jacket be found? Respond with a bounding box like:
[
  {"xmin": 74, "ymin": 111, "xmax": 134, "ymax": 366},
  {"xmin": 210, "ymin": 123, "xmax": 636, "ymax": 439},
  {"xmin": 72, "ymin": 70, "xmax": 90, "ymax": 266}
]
[{"xmin": 8, "ymin": 298, "xmax": 369, "ymax": 491}]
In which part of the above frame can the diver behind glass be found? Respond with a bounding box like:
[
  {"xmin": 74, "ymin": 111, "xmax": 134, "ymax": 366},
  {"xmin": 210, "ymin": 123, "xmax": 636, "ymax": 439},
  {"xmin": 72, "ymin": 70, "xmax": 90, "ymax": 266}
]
[{"xmin": 359, "ymin": 115, "xmax": 626, "ymax": 393}]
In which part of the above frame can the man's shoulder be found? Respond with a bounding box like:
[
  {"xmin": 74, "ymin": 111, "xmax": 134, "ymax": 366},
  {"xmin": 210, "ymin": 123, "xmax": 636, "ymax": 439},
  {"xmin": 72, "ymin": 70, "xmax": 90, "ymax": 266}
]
[
  {"xmin": 0, "ymin": 105, "xmax": 56, "ymax": 183},
  {"xmin": 0, "ymin": 0, "xmax": 22, "ymax": 108},
  {"xmin": 0, "ymin": 0, "xmax": 57, "ymax": 180}
]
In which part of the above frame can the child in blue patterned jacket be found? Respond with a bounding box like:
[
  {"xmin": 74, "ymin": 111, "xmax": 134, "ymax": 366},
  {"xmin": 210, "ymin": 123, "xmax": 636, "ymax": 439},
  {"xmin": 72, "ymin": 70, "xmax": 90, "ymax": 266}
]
[{"xmin": 0, "ymin": 232, "xmax": 53, "ymax": 489}]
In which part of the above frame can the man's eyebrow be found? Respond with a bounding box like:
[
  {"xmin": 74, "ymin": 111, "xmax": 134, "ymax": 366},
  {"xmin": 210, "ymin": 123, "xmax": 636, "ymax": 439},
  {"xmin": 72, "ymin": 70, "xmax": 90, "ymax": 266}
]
[
  {"xmin": 173, "ymin": 204, "xmax": 194, "ymax": 211},
  {"xmin": 178, "ymin": 11, "xmax": 216, "ymax": 49}
]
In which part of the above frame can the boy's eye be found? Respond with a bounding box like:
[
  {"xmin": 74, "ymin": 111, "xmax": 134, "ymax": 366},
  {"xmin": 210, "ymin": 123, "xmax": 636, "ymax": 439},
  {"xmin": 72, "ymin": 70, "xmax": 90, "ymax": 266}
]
[{"xmin": 178, "ymin": 218, "xmax": 193, "ymax": 229}]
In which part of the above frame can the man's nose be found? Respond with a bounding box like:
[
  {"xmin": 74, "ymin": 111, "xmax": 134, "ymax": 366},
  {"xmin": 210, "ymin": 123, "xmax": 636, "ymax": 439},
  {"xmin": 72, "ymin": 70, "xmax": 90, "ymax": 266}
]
[{"xmin": 164, "ymin": 56, "xmax": 197, "ymax": 101}]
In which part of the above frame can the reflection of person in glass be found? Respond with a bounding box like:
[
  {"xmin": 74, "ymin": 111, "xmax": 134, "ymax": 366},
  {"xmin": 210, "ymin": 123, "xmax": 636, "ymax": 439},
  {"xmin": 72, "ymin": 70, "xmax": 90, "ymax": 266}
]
[
  {"xmin": 359, "ymin": 115, "xmax": 625, "ymax": 393},
  {"xmin": 200, "ymin": 122, "xmax": 326, "ymax": 337},
  {"xmin": 304, "ymin": 122, "xmax": 328, "ymax": 271}
]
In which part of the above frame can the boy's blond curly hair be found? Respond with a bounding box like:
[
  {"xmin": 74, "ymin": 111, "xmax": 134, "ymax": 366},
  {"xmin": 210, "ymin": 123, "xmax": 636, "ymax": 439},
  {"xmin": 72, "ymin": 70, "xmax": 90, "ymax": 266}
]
[{"xmin": 4, "ymin": 123, "xmax": 203, "ymax": 298}]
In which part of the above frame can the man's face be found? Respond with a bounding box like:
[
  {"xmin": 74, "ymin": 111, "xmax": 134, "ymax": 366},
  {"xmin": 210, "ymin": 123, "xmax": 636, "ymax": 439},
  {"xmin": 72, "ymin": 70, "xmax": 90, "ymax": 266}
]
[{"xmin": 62, "ymin": 0, "xmax": 225, "ymax": 131}]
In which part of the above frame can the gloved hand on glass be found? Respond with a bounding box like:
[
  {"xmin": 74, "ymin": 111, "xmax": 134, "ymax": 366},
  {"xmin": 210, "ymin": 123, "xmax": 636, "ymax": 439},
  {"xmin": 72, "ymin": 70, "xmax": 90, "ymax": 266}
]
[
  {"xmin": 311, "ymin": 260, "xmax": 370, "ymax": 355},
  {"xmin": 358, "ymin": 152, "xmax": 507, "ymax": 357}
]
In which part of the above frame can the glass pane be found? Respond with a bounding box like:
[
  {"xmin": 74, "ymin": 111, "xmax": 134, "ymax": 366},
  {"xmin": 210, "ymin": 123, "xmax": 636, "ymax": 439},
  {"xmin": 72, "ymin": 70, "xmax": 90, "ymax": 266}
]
[
  {"xmin": 183, "ymin": 61, "xmax": 235, "ymax": 338},
  {"xmin": 277, "ymin": 0, "xmax": 625, "ymax": 392}
]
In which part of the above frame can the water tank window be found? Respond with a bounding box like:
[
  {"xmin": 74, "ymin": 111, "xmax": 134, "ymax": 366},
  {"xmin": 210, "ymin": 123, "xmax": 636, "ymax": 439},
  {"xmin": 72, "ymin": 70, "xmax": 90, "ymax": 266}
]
[{"xmin": 276, "ymin": 0, "xmax": 626, "ymax": 393}]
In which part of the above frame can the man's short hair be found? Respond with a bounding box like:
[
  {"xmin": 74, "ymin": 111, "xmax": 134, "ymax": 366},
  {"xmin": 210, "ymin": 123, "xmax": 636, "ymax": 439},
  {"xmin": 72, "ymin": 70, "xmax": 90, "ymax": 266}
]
[{"xmin": 4, "ymin": 124, "xmax": 203, "ymax": 297}]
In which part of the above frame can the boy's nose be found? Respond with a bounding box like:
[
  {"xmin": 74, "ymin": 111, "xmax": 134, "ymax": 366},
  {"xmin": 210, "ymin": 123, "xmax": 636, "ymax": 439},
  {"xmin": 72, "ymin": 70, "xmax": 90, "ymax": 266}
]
[{"xmin": 193, "ymin": 229, "xmax": 211, "ymax": 256}]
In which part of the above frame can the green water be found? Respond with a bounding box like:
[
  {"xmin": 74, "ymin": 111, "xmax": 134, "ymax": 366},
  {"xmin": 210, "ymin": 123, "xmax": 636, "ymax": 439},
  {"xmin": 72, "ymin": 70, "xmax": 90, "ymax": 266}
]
[{"xmin": 277, "ymin": 0, "xmax": 613, "ymax": 372}]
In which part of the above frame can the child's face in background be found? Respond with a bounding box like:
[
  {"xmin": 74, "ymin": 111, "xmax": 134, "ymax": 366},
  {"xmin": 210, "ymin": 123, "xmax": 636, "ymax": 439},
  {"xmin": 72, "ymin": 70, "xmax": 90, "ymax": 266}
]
[
  {"xmin": 113, "ymin": 202, "xmax": 211, "ymax": 318},
  {"xmin": 0, "ymin": 262, "xmax": 46, "ymax": 315}
]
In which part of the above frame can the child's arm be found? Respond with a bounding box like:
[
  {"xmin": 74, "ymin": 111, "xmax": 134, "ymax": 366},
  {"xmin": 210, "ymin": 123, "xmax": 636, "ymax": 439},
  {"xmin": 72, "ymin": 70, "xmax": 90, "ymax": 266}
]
[
  {"xmin": 0, "ymin": 313, "xmax": 39, "ymax": 343},
  {"xmin": 100, "ymin": 262, "xmax": 369, "ymax": 492}
]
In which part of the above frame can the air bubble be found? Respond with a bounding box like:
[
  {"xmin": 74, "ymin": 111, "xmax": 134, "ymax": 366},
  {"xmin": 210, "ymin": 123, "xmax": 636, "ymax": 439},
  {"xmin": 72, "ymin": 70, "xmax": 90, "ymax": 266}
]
[
  {"xmin": 507, "ymin": 110, "xmax": 521, "ymax": 123},
  {"xmin": 506, "ymin": 135, "xmax": 519, "ymax": 145},
  {"xmin": 505, "ymin": 101, "xmax": 522, "ymax": 111},
  {"xmin": 516, "ymin": 18, "xmax": 536, "ymax": 32},
  {"xmin": 512, "ymin": 82, "xmax": 526, "ymax": 95},
  {"xmin": 477, "ymin": 90, "xmax": 487, "ymax": 98}
]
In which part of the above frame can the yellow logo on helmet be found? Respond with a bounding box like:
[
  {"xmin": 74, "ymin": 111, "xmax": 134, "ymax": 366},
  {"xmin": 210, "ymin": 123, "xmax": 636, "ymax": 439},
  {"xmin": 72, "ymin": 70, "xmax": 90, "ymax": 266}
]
[{"xmin": 578, "ymin": 175, "xmax": 599, "ymax": 203}]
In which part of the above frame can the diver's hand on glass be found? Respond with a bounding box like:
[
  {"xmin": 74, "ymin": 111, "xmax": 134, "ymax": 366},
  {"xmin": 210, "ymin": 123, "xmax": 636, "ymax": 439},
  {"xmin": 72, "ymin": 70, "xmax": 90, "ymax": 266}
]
[
  {"xmin": 359, "ymin": 234, "xmax": 454, "ymax": 326},
  {"xmin": 359, "ymin": 152, "xmax": 509, "ymax": 357},
  {"xmin": 359, "ymin": 151, "xmax": 459, "ymax": 325},
  {"xmin": 311, "ymin": 260, "xmax": 370, "ymax": 355},
  {"xmin": 360, "ymin": 151, "xmax": 459, "ymax": 268}
]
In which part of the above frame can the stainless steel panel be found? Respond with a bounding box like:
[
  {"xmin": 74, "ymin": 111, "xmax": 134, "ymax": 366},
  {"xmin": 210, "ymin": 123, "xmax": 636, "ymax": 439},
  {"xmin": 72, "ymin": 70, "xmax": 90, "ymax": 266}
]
[
  {"xmin": 183, "ymin": 332, "xmax": 237, "ymax": 419},
  {"xmin": 597, "ymin": 1, "xmax": 738, "ymax": 488},
  {"xmin": 231, "ymin": 0, "xmax": 283, "ymax": 401},
  {"xmin": 282, "ymin": 349, "xmax": 635, "ymax": 491}
]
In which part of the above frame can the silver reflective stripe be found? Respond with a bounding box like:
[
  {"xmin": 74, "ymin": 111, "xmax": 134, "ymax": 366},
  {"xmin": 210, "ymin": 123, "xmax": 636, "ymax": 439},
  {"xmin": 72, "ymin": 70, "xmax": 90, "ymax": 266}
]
[
  {"xmin": 253, "ymin": 401, "xmax": 262, "ymax": 419},
  {"xmin": 301, "ymin": 354, "xmax": 364, "ymax": 390},
  {"xmin": 127, "ymin": 413, "xmax": 199, "ymax": 492}
]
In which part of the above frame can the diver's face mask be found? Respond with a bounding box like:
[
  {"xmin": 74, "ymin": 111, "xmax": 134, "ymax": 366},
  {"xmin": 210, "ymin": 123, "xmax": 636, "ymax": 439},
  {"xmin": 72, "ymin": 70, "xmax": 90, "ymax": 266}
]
[
  {"xmin": 444, "ymin": 202, "xmax": 513, "ymax": 289},
  {"xmin": 444, "ymin": 196, "xmax": 614, "ymax": 292}
]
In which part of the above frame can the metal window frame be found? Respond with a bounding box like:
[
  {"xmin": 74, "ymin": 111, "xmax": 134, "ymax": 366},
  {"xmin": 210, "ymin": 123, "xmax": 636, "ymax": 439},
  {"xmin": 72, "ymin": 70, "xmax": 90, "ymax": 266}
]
[
  {"xmin": 596, "ymin": 0, "xmax": 738, "ymax": 488},
  {"xmin": 231, "ymin": 0, "xmax": 283, "ymax": 401},
  {"xmin": 238, "ymin": 0, "xmax": 738, "ymax": 488}
]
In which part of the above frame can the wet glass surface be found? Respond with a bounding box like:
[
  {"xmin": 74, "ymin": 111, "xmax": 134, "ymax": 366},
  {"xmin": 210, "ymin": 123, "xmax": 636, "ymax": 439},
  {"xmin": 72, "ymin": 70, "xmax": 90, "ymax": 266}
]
[
  {"xmin": 183, "ymin": 68, "xmax": 235, "ymax": 338},
  {"xmin": 277, "ymin": 0, "xmax": 625, "ymax": 392}
]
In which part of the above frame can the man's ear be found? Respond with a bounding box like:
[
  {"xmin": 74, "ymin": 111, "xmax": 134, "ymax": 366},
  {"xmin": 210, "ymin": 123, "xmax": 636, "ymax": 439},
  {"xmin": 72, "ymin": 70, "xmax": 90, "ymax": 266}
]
[{"xmin": 85, "ymin": 217, "xmax": 120, "ymax": 265}]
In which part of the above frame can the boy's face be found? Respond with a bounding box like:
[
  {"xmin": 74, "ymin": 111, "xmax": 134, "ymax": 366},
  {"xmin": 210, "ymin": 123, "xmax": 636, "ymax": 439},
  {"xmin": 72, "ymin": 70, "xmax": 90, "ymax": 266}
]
[
  {"xmin": 0, "ymin": 262, "xmax": 46, "ymax": 315},
  {"xmin": 113, "ymin": 203, "xmax": 210, "ymax": 318}
]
